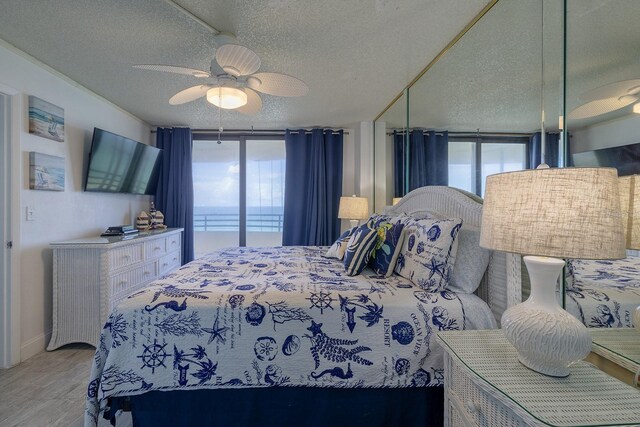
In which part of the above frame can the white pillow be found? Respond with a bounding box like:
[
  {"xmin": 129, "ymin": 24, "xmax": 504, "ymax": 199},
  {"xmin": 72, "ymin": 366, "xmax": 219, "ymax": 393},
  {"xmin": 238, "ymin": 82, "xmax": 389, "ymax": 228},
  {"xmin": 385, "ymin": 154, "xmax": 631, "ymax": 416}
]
[
  {"xmin": 447, "ymin": 226, "xmax": 491, "ymax": 293},
  {"xmin": 325, "ymin": 227, "xmax": 356, "ymax": 260},
  {"xmin": 394, "ymin": 217, "xmax": 463, "ymax": 291}
]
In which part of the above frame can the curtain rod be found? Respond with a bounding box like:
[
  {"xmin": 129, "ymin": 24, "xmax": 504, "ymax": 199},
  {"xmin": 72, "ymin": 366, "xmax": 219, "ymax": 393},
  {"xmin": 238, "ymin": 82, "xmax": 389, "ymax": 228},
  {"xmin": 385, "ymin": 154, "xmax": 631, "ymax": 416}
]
[
  {"xmin": 151, "ymin": 128, "xmax": 348, "ymax": 135},
  {"xmin": 386, "ymin": 130, "xmax": 532, "ymax": 138}
]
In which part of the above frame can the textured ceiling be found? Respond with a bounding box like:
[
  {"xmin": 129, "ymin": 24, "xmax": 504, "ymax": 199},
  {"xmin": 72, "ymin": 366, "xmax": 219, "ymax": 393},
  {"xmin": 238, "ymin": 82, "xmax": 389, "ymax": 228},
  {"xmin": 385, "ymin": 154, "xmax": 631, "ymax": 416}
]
[
  {"xmin": 0, "ymin": 0, "xmax": 489, "ymax": 129},
  {"xmin": 380, "ymin": 0, "xmax": 640, "ymax": 133}
]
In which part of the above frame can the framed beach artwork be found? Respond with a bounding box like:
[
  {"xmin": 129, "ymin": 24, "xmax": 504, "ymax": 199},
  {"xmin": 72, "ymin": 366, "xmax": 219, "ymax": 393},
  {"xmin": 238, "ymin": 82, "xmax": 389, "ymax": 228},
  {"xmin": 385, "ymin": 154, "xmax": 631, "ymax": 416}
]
[
  {"xmin": 28, "ymin": 96, "xmax": 64, "ymax": 142},
  {"xmin": 29, "ymin": 152, "xmax": 65, "ymax": 191}
]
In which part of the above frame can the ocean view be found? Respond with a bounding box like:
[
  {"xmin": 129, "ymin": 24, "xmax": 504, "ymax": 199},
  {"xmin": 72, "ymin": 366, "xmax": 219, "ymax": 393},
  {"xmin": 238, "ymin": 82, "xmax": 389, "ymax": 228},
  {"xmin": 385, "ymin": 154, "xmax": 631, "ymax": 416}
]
[{"xmin": 194, "ymin": 206, "xmax": 284, "ymax": 231}]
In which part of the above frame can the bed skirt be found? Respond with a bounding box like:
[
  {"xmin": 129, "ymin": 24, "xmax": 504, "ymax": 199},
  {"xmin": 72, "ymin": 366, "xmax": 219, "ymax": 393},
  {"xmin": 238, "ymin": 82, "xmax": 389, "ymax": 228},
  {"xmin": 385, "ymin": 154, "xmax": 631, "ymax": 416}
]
[{"xmin": 106, "ymin": 386, "xmax": 444, "ymax": 427}]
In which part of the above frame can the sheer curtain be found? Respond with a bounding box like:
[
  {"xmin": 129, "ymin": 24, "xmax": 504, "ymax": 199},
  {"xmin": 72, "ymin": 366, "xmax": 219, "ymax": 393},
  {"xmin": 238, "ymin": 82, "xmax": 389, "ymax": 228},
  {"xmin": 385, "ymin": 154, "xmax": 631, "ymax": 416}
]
[
  {"xmin": 282, "ymin": 129, "xmax": 343, "ymax": 245},
  {"xmin": 155, "ymin": 127, "xmax": 195, "ymax": 264}
]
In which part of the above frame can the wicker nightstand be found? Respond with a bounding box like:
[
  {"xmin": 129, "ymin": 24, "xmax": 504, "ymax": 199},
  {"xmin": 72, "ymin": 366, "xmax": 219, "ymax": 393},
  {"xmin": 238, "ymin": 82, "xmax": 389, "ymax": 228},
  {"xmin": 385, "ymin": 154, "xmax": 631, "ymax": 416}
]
[
  {"xmin": 586, "ymin": 328, "xmax": 640, "ymax": 388},
  {"xmin": 437, "ymin": 330, "xmax": 640, "ymax": 427}
]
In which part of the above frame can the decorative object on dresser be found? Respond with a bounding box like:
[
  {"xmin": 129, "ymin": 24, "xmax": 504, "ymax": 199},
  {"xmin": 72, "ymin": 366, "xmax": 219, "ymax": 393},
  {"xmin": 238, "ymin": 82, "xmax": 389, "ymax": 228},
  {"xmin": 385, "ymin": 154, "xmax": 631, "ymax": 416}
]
[
  {"xmin": 337, "ymin": 195, "xmax": 369, "ymax": 228},
  {"xmin": 480, "ymin": 167, "xmax": 626, "ymax": 377},
  {"xmin": 47, "ymin": 228, "xmax": 183, "ymax": 350},
  {"xmin": 136, "ymin": 202, "xmax": 167, "ymax": 231},
  {"xmin": 437, "ymin": 330, "xmax": 640, "ymax": 427},
  {"xmin": 619, "ymin": 174, "xmax": 640, "ymax": 331},
  {"xmin": 586, "ymin": 328, "xmax": 640, "ymax": 388}
]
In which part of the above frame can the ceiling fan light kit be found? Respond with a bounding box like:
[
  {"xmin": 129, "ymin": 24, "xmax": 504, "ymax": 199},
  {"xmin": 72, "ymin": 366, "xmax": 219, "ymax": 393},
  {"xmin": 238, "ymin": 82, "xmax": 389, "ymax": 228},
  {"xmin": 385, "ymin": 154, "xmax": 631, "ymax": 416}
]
[
  {"xmin": 134, "ymin": 39, "xmax": 308, "ymax": 115},
  {"xmin": 206, "ymin": 87, "xmax": 248, "ymax": 109}
]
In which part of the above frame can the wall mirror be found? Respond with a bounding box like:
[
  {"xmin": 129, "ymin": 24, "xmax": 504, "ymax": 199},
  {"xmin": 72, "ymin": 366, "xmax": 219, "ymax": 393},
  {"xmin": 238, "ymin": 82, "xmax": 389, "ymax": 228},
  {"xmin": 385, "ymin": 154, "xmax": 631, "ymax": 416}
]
[
  {"xmin": 373, "ymin": 0, "xmax": 564, "ymax": 212},
  {"xmin": 566, "ymin": 0, "xmax": 640, "ymax": 158}
]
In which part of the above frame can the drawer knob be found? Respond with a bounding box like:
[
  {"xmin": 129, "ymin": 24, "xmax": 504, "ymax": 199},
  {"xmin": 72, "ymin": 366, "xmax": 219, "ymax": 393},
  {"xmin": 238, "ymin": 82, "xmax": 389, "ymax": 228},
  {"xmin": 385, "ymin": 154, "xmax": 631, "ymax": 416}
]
[
  {"xmin": 123, "ymin": 254, "xmax": 130, "ymax": 260},
  {"xmin": 163, "ymin": 262, "xmax": 168, "ymax": 267},
  {"xmin": 119, "ymin": 280, "xmax": 127, "ymax": 286},
  {"xmin": 154, "ymin": 246, "xmax": 162, "ymax": 251},
  {"xmin": 464, "ymin": 400, "xmax": 480, "ymax": 414},
  {"xmin": 144, "ymin": 271, "xmax": 151, "ymax": 276}
]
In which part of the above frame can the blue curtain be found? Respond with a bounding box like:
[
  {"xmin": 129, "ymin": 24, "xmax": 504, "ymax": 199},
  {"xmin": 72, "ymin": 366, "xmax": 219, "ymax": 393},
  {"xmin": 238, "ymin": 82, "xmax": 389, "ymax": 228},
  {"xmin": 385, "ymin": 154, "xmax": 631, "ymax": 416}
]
[
  {"xmin": 529, "ymin": 132, "xmax": 561, "ymax": 168},
  {"xmin": 393, "ymin": 131, "xmax": 406, "ymax": 197},
  {"xmin": 406, "ymin": 130, "xmax": 449, "ymax": 192},
  {"xmin": 282, "ymin": 129, "xmax": 343, "ymax": 246},
  {"xmin": 393, "ymin": 130, "xmax": 449, "ymax": 196},
  {"xmin": 155, "ymin": 127, "xmax": 194, "ymax": 264}
]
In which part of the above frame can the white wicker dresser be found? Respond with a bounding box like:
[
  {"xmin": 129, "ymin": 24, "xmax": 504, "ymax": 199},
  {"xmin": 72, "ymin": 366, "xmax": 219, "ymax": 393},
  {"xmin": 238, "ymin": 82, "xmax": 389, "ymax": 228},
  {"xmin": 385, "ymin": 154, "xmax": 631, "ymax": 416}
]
[
  {"xmin": 47, "ymin": 228, "xmax": 183, "ymax": 350},
  {"xmin": 437, "ymin": 330, "xmax": 640, "ymax": 427}
]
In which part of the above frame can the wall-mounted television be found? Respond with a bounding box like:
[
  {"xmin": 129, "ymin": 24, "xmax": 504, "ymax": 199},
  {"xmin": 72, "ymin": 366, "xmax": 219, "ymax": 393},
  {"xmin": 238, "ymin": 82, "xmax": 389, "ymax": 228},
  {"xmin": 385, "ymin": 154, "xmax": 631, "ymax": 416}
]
[
  {"xmin": 84, "ymin": 128, "xmax": 162, "ymax": 195},
  {"xmin": 571, "ymin": 142, "xmax": 640, "ymax": 177}
]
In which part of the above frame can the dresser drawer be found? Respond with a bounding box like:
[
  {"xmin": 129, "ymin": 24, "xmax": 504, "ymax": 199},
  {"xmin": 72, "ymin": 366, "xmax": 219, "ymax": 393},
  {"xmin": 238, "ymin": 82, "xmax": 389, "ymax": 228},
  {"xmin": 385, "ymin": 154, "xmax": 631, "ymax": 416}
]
[
  {"xmin": 450, "ymin": 360, "xmax": 527, "ymax": 427},
  {"xmin": 166, "ymin": 233, "xmax": 181, "ymax": 253},
  {"xmin": 109, "ymin": 243, "xmax": 143, "ymax": 270},
  {"xmin": 159, "ymin": 250, "xmax": 181, "ymax": 275},
  {"xmin": 109, "ymin": 261, "xmax": 157, "ymax": 298},
  {"xmin": 144, "ymin": 237, "xmax": 167, "ymax": 259}
]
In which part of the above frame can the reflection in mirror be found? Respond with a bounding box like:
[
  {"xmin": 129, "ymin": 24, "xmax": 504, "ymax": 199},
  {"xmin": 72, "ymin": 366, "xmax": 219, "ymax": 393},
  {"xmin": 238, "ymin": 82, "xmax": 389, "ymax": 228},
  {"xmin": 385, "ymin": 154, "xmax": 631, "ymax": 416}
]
[
  {"xmin": 374, "ymin": 90, "xmax": 407, "ymax": 212},
  {"xmin": 565, "ymin": 0, "xmax": 640, "ymax": 330},
  {"xmin": 373, "ymin": 0, "xmax": 564, "ymax": 211}
]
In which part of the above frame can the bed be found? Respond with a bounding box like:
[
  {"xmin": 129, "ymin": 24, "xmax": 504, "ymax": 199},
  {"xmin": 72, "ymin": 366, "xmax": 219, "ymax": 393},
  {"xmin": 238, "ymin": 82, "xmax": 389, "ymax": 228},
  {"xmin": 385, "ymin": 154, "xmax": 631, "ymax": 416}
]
[
  {"xmin": 84, "ymin": 186, "xmax": 513, "ymax": 427},
  {"xmin": 565, "ymin": 257, "xmax": 640, "ymax": 328}
]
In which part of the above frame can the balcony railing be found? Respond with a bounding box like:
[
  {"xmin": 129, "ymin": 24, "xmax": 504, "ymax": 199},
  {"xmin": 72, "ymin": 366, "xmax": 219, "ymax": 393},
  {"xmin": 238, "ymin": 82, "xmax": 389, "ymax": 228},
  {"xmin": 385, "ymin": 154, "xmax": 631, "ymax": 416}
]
[{"xmin": 194, "ymin": 212, "xmax": 284, "ymax": 232}]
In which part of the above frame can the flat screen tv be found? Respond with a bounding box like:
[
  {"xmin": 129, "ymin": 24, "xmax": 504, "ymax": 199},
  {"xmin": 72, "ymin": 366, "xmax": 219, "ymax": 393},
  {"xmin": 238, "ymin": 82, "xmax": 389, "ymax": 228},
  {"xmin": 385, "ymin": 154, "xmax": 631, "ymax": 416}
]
[
  {"xmin": 571, "ymin": 142, "xmax": 640, "ymax": 177},
  {"xmin": 85, "ymin": 128, "xmax": 162, "ymax": 195}
]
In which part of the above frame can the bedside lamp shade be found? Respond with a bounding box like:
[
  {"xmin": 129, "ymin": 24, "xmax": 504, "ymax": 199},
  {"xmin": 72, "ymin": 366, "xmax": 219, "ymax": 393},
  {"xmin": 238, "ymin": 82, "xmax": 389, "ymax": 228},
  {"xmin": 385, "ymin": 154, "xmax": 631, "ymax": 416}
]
[
  {"xmin": 338, "ymin": 195, "xmax": 368, "ymax": 229},
  {"xmin": 619, "ymin": 175, "xmax": 640, "ymax": 250},
  {"xmin": 392, "ymin": 197, "xmax": 402, "ymax": 206},
  {"xmin": 481, "ymin": 167, "xmax": 625, "ymax": 260},
  {"xmin": 338, "ymin": 196, "xmax": 369, "ymax": 220},
  {"xmin": 480, "ymin": 167, "xmax": 625, "ymax": 377}
]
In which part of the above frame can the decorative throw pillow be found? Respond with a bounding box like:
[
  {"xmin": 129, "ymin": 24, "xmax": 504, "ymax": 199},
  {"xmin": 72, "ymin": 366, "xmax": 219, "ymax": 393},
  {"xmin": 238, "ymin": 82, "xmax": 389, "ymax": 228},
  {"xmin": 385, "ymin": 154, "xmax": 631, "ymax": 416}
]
[
  {"xmin": 325, "ymin": 227, "xmax": 356, "ymax": 260},
  {"xmin": 368, "ymin": 219, "xmax": 406, "ymax": 277},
  {"xmin": 447, "ymin": 226, "xmax": 491, "ymax": 293},
  {"xmin": 394, "ymin": 217, "xmax": 463, "ymax": 291},
  {"xmin": 343, "ymin": 224, "xmax": 379, "ymax": 276}
]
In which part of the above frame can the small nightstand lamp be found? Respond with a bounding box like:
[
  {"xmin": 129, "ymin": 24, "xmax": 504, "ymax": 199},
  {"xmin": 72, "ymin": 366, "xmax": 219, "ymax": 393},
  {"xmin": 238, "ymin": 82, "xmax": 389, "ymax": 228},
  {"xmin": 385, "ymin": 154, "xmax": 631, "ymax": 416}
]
[
  {"xmin": 338, "ymin": 195, "xmax": 369, "ymax": 229},
  {"xmin": 480, "ymin": 167, "xmax": 625, "ymax": 377},
  {"xmin": 620, "ymin": 174, "xmax": 640, "ymax": 330},
  {"xmin": 392, "ymin": 197, "xmax": 402, "ymax": 206}
]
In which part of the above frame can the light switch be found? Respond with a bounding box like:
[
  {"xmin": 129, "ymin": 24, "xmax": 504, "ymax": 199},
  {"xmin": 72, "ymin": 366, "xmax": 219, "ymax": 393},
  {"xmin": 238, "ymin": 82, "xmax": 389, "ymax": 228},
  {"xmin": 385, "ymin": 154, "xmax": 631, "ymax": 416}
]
[{"xmin": 26, "ymin": 206, "xmax": 34, "ymax": 221}]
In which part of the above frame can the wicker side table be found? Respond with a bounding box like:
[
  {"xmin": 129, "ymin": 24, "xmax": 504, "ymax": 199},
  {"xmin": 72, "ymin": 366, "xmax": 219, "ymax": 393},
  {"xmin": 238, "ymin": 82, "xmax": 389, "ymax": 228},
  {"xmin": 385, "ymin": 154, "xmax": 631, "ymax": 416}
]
[{"xmin": 437, "ymin": 330, "xmax": 640, "ymax": 427}]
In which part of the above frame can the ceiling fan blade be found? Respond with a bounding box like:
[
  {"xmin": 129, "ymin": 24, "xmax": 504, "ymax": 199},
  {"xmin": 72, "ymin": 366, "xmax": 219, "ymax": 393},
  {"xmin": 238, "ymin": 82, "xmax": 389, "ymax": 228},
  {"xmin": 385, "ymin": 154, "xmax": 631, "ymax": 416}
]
[
  {"xmin": 247, "ymin": 72, "xmax": 308, "ymax": 97},
  {"xmin": 568, "ymin": 95, "xmax": 638, "ymax": 120},
  {"xmin": 215, "ymin": 44, "xmax": 261, "ymax": 77},
  {"xmin": 237, "ymin": 88, "xmax": 262, "ymax": 115},
  {"xmin": 577, "ymin": 79, "xmax": 640, "ymax": 104},
  {"xmin": 169, "ymin": 84, "xmax": 214, "ymax": 105},
  {"xmin": 133, "ymin": 64, "xmax": 211, "ymax": 78}
]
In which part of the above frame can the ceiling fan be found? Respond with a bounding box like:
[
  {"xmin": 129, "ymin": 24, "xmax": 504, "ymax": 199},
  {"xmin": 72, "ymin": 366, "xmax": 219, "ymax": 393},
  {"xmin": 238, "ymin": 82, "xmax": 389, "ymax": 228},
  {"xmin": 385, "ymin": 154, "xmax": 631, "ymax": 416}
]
[
  {"xmin": 569, "ymin": 79, "xmax": 640, "ymax": 120},
  {"xmin": 133, "ymin": 43, "xmax": 309, "ymax": 115}
]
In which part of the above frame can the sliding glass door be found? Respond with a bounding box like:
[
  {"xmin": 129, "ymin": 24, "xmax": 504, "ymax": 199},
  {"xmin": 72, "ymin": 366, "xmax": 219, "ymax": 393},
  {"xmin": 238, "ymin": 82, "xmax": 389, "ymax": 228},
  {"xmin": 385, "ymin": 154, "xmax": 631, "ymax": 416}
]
[{"xmin": 192, "ymin": 136, "xmax": 285, "ymax": 257}]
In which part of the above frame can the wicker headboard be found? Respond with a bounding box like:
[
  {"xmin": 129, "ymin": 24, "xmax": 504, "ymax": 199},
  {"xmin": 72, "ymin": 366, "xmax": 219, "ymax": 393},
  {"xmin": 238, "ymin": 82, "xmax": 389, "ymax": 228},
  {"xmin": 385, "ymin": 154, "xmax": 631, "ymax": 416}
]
[{"xmin": 382, "ymin": 186, "xmax": 519, "ymax": 325}]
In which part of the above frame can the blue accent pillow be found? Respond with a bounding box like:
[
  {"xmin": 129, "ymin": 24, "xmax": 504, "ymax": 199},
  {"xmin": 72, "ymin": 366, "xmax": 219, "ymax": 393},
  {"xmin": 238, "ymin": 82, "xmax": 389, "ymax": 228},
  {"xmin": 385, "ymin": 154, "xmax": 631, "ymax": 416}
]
[
  {"xmin": 343, "ymin": 224, "xmax": 378, "ymax": 276},
  {"xmin": 325, "ymin": 227, "xmax": 356, "ymax": 260},
  {"xmin": 368, "ymin": 219, "xmax": 405, "ymax": 277},
  {"xmin": 394, "ymin": 217, "xmax": 463, "ymax": 291}
]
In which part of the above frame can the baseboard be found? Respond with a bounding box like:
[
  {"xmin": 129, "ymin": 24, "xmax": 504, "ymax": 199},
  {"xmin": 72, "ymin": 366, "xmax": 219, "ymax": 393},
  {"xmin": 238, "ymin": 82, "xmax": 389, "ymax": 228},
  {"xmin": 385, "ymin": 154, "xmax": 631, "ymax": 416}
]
[{"xmin": 20, "ymin": 330, "xmax": 51, "ymax": 361}]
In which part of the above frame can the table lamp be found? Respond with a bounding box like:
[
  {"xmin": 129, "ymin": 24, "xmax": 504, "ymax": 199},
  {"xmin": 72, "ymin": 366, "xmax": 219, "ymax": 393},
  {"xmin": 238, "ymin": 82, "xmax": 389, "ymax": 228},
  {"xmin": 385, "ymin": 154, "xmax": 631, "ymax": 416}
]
[
  {"xmin": 392, "ymin": 197, "xmax": 402, "ymax": 206},
  {"xmin": 480, "ymin": 167, "xmax": 625, "ymax": 377},
  {"xmin": 338, "ymin": 195, "xmax": 369, "ymax": 229},
  {"xmin": 620, "ymin": 175, "xmax": 640, "ymax": 330}
]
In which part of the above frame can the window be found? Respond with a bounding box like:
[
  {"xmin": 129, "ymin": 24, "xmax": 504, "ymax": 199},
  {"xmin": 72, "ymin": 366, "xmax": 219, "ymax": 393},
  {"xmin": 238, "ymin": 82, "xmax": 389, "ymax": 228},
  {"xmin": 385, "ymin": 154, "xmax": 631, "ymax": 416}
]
[
  {"xmin": 449, "ymin": 136, "xmax": 528, "ymax": 196},
  {"xmin": 192, "ymin": 136, "xmax": 285, "ymax": 256}
]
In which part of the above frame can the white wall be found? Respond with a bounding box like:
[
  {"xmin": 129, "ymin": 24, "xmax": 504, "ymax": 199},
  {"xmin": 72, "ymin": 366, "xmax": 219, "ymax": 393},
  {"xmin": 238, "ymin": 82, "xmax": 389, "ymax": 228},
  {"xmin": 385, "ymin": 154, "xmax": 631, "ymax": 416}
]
[
  {"xmin": 0, "ymin": 41, "xmax": 152, "ymax": 361},
  {"xmin": 571, "ymin": 113, "xmax": 640, "ymax": 153}
]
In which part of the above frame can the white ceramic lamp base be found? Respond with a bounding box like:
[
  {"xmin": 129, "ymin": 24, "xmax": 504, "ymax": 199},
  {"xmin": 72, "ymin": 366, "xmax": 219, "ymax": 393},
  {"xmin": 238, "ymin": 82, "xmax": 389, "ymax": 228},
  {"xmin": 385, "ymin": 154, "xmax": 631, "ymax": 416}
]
[{"xmin": 501, "ymin": 256, "xmax": 592, "ymax": 377}]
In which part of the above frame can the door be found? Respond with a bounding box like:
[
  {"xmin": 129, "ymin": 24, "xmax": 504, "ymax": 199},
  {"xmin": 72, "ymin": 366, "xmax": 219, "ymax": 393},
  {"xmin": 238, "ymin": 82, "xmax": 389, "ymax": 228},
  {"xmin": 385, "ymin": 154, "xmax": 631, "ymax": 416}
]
[{"xmin": 0, "ymin": 92, "xmax": 12, "ymax": 367}]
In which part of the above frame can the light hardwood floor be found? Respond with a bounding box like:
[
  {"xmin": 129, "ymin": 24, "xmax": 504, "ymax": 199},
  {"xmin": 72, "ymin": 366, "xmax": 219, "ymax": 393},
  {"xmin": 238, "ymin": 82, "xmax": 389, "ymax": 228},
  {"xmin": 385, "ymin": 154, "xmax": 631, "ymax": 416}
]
[{"xmin": 0, "ymin": 345, "xmax": 132, "ymax": 427}]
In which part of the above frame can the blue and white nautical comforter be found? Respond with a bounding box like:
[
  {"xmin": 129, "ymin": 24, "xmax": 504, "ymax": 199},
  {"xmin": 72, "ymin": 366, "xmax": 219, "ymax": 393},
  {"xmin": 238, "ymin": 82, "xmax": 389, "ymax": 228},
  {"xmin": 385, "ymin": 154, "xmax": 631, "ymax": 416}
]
[
  {"xmin": 85, "ymin": 246, "xmax": 496, "ymax": 426},
  {"xmin": 566, "ymin": 257, "xmax": 640, "ymax": 328}
]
